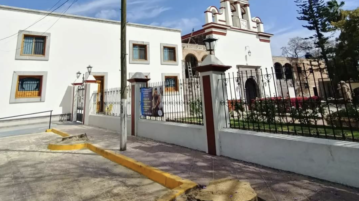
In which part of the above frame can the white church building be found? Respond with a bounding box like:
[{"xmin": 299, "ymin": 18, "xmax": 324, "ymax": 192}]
[
  {"xmin": 182, "ymin": 0, "xmax": 275, "ymax": 103},
  {"xmin": 0, "ymin": 0, "xmax": 274, "ymax": 120}
]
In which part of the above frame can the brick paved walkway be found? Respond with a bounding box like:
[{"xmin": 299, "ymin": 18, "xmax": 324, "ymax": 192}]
[
  {"xmin": 58, "ymin": 124, "xmax": 359, "ymax": 201},
  {"xmin": 0, "ymin": 132, "xmax": 169, "ymax": 201}
]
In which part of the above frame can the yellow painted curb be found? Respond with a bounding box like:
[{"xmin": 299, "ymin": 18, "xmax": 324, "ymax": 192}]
[
  {"xmin": 46, "ymin": 128, "xmax": 70, "ymax": 137},
  {"xmin": 47, "ymin": 129, "xmax": 198, "ymax": 201},
  {"xmin": 47, "ymin": 143, "xmax": 87, "ymax": 151}
]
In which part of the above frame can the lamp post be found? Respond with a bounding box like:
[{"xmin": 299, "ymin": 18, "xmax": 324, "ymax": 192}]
[
  {"xmin": 76, "ymin": 71, "xmax": 81, "ymax": 79},
  {"xmin": 87, "ymin": 65, "xmax": 93, "ymax": 75},
  {"xmin": 203, "ymin": 36, "xmax": 218, "ymax": 55}
]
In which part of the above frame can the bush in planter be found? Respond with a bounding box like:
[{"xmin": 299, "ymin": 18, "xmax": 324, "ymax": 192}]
[
  {"xmin": 189, "ymin": 99, "xmax": 203, "ymax": 117},
  {"xmin": 325, "ymin": 105, "xmax": 359, "ymax": 128}
]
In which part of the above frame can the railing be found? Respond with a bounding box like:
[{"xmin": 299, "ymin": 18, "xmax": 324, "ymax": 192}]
[
  {"xmin": 93, "ymin": 86, "xmax": 131, "ymax": 117},
  {"xmin": 140, "ymin": 78, "xmax": 204, "ymax": 125},
  {"xmin": 221, "ymin": 63, "xmax": 359, "ymax": 142},
  {"xmin": 0, "ymin": 110, "xmax": 53, "ymax": 129}
]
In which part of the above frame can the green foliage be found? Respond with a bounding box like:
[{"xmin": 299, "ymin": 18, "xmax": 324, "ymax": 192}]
[
  {"xmin": 326, "ymin": 105, "xmax": 359, "ymax": 120},
  {"xmin": 189, "ymin": 99, "xmax": 203, "ymax": 116},
  {"xmin": 295, "ymin": 0, "xmax": 332, "ymax": 65},
  {"xmin": 250, "ymin": 99, "xmax": 277, "ymax": 124},
  {"xmin": 331, "ymin": 8, "xmax": 359, "ymax": 81}
]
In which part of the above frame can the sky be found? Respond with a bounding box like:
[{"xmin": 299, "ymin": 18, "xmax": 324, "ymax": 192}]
[{"xmin": 0, "ymin": 0, "xmax": 358, "ymax": 56}]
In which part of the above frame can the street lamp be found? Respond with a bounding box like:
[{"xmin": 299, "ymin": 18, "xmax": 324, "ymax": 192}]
[
  {"xmin": 203, "ymin": 36, "xmax": 218, "ymax": 55},
  {"xmin": 76, "ymin": 71, "xmax": 81, "ymax": 79},
  {"xmin": 245, "ymin": 46, "xmax": 251, "ymax": 56},
  {"xmin": 87, "ymin": 65, "xmax": 93, "ymax": 75}
]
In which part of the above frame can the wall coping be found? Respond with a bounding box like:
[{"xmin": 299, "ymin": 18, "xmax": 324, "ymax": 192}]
[
  {"xmin": 0, "ymin": 5, "xmax": 181, "ymax": 33},
  {"xmin": 221, "ymin": 128, "xmax": 359, "ymax": 149},
  {"xmin": 139, "ymin": 119, "xmax": 205, "ymax": 130}
]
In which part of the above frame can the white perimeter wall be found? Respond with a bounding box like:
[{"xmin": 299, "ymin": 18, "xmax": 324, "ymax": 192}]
[
  {"xmin": 137, "ymin": 119, "xmax": 207, "ymax": 152},
  {"xmin": 220, "ymin": 129, "xmax": 359, "ymax": 188},
  {"xmin": 0, "ymin": 6, "xmax": 182, "ymax": 117},
  {"xmin": 88, "ymin": 114, "xmax": 132, "ymax": 136}
]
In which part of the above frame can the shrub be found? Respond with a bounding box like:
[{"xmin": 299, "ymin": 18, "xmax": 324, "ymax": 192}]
[{"xmin": 190, "ymin": 99, "xmax": 203, "ymax": 116}]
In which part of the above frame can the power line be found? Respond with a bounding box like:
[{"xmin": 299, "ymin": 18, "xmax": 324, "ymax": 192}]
[
  {"xmin": 43, "ymin": 0, "xmax": 78, "ymax": 33},
  {"xmin": 0, "ymin": 0, "xmax": 70, "ymax": 42},
  {"xmin": 0, "ymin": 0, "xmax": 78, "ymax": 53},
  {"xmin": 48, "ymin": 0, "xmax": 66, "ymax": 12}
]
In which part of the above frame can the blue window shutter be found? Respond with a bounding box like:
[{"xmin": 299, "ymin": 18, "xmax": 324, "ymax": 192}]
[
  {"xmin": 164, "ymin": 47, "xmax": 169, "ymax": 61},
  {"xmin": 34, "ymin": 37, "xmax": 45, "ymax": 55},
  {"xmin": 23, "ymin": 36, "xmax": 34, "ymax": 55},
  {"xmin": 133, "ymin": 45, "xmax": 139, "ymax": 60}
]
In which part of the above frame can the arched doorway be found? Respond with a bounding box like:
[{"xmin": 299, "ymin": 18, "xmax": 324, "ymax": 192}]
[
  {"xmin": 185, "ymin": 54, "xmax": 198, "ymax": 78},
  {"xmin": 284, "ymin": 63, "xmax": 293, "ymax": 80},
  {"xmin": 245, "ymin": 78, "xmax": 258, "ymax": 105},
  {"xmin": 274, "ymin": 62, "xmax": 283, "ymax": 80}
]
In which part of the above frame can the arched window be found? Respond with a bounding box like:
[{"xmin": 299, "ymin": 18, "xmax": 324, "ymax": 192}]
[
  {"xmin": 241, "ymin": 8, "xmax": 246, "ymax": 19},
  {"xmin": 274, "ymin": 63, "xmax": 283, "ymax": 80},
  {"xmin": 284, "ymin": 63, "xmax": 293, "ymax": 80},
  {"xmin": 212, "ymin": 12, "xmax": 216, "ymax": 23},
  {"xmin": 185, "ymin": 54, "xmax": 198, "ymax": 78}
]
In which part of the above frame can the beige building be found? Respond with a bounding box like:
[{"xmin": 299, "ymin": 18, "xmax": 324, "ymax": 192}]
[{"xmin": 272, "ymin": 56, "xmax": 331, "ymax": 98}]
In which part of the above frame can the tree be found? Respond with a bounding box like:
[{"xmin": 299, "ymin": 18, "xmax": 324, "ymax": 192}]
[
  {"xmin": 281, "ymin": 37, "xmax": 312, "ymax": 59},
  {"xmin": 295, "ymin": 0, "xmax": 334, "ymax": 69},
  {"xmin": 327, "ymin": 0, "xmax": 345, "ymax": 23},
  {"xmin": 332, "ymin": 8, "xmax": 359, "ymax": 80}
]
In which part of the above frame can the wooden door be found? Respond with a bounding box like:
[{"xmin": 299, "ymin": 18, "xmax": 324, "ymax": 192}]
[{"xmin": 94, "ymin": 76, "xmax": 104, "ymax": 113}]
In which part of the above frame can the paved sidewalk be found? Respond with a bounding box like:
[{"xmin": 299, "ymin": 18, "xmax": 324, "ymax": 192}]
[
  {"xmin": 0, "ymin": 132, "xmax": 169, "ymax": 201},
  {"xmin": 58, "ymin": 124, "xmax": 359, "ymax": 201}
]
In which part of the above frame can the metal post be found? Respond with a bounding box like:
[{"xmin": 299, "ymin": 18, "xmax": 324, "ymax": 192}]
[
  {"xmin": 120, "ymin": 0, "xmax": 127, "ymax": 151},
  {"xmin": 49, "ymin": 110, "xmax": 53, "ymax": 130}
]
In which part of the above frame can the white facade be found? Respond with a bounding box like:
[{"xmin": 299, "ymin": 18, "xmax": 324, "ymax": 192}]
[
  {"xmin": 182, "ymin": 0, "xmax": 275, "ymax": 99},
  {"xmin": 0, "ymin": 5, "xmax": 182, "ymax": 118}
]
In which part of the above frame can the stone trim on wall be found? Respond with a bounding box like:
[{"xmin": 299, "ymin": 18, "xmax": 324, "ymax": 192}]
[
  {"xmin": 10, "ymin": 71, "xmax": 48, "ymax": 104},
  {"xmin": 129, "ymin": 40, "xmax": 150, "ymax": 65},
  {"xmin": 15, "ymin": 30, "xmax": 51, "ymax": 61}
]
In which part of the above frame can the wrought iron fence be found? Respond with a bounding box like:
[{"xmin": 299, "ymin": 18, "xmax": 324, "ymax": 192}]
[
  {"xmin": 221, "ymin": 62, "xmax": 359, "ymax": 142},
  {"xmin": 93, "ymin": 85, "xmax": 131, "ymax": 117},
  {"xmin": 140, "ymin": 78, "xmax": 203, "ymax": 125}
]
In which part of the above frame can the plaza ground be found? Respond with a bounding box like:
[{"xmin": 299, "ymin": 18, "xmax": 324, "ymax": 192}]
[
  {"xmin": 1, "ymin": 123, "xmax": 359, "ymax": 201},
  {"xmin": 0, "ymin": 130, "xmax": 169, "ymax": 201}
]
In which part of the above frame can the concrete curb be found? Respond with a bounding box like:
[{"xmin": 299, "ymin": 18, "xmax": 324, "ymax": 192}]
[
  {"xmin": 48, "ymin": 143, "xmax": 87, "ymax": 151},
  {"xmin": 46, "ymin": 128, "xmax": 197, "ymax": 201},
  {"xmin": 46, "ymin": 128, "xmax": 70, "ymax": 137}
]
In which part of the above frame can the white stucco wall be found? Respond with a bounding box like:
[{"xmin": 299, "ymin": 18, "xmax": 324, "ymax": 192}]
[
  {"xmin": 0, "ymin": 6, "xmax": 182, "ymax": 118},
  {"xmin": 137, "ymin": 119, "xmax": 207, "ymax": 152},
  {"xmin": 88, "ymin": 114, "xmax": 131, "ymax": 136},
  {"xmin": 214, "ymin": 30, "xmax": 275, "ymax": 97},
  {"xmin": 220, "ymin": 129, "xmax": 359, "ymax": 188}
]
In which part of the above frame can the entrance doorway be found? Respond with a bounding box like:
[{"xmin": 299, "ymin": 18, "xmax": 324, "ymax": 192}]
[
  {"xmin": 245, "ymin": 78, "xmax": 258, "ymax": 105},
  {"xmin": 94, "ymin": 76, "xmax": 104, "ymax": 113}
]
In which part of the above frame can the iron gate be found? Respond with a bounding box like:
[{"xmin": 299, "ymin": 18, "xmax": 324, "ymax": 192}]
[{"xmin": 76, "ymin": 85, "xmax": 85, "ymax": 122}]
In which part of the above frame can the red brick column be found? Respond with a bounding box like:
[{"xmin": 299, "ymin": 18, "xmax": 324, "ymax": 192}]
[{"xmin": 197, "ymin": 64, "xmax": 231, "ymax": 156}]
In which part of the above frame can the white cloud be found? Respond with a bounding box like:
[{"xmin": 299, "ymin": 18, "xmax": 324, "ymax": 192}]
[
  {"xmin": 95, "ymin": 9, "xmax": 119, "ymax": 20},
  {"xmin": 150, "ymin": 18, "xmax": 201, "ymax": 33},
  {"xmin": 67, "ymin": 0, "xmax": 171, "ymax": 22}
]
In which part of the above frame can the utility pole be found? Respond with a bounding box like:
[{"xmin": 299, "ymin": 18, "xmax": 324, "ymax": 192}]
[{"xmin": 120, "ymin": 0, "xmax": 127, "ymax": 151}]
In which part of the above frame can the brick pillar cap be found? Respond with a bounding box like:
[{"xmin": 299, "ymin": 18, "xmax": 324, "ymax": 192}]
[
  {"xmin": 195, "ymin": 64, "xmax": 231, "ymax": 73},
  {"xmin": 127, "ymin": 72, "xmax": 150, "ymax": 83},
  {"xmin": 85, "ymin": 74, "xmax": 97, "ymax": 83}
]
